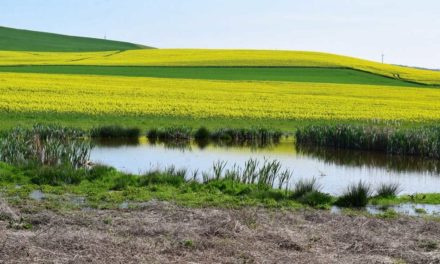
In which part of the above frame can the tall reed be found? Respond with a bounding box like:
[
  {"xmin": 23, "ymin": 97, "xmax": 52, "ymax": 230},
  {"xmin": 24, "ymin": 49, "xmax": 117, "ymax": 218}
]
[
  {"xmin": 0, "ymin": 125, "xmax": 91, "ymax": 168},
  {"xmin": 296, "ymin": 124, "xmax": 440, "ymax": 158},
  {"xmin": 204, "ymin": 158, "xmax": 292, "ymax": 190}
]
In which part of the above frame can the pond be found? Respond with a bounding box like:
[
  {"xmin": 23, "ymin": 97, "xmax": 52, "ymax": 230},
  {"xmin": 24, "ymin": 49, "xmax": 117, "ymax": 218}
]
[{"xmin": 90, "ymin": 137, "xmax": 440, "ymax": 196}]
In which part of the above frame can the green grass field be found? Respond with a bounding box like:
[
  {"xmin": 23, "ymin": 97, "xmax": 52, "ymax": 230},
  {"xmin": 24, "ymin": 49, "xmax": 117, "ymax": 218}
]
[
  {"xmin": 0, "ymin": 26, "xmax": 150, "ymax": 52},
  {"xmin": 0, "ymin": 65, "xmax": 422, "ymax": 87}
]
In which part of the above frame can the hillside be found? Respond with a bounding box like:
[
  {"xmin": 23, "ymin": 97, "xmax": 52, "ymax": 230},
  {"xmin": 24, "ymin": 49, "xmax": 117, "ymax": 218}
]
[
  {"xmin": 0, "ymin": 49, "xmax": 439, "ymax": 85},
  {"xmin": 0, "ymin": 26, "xmax": 150, "ymax": 52}
]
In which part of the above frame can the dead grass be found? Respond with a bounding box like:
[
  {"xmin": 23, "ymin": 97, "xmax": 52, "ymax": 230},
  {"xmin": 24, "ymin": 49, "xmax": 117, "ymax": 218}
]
[{"xmin": 1, "ymin": 199, "xmax": 439, "ymax": 263}]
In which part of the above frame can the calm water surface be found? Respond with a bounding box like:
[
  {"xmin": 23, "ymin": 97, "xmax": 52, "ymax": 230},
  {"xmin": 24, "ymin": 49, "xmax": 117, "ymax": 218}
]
[{"xmin": 90, "ymin": 138, "xmax": 440, "ymax": 195}]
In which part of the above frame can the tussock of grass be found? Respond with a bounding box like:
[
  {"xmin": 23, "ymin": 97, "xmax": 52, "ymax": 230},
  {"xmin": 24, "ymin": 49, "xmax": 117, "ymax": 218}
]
[
  {"xmin": 291, "ymin": 179, "xmax": 331, "ymax": 207},
  {"xmin": 336, "ymin": 181, "xmax": 372, "ymax": 208},
  {"xmin": 376, "ymin": 183, "xmax": 401, "ymax": 198},
  {"xmin": 291, "ymin": 178, "xmax": 321, "ymax": 199}
]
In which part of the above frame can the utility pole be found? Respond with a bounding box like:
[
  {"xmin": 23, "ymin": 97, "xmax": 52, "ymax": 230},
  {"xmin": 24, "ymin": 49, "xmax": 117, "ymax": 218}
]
[{"xmin": 381, "ymin": 53, "xmax": 384, "ymax": 64}]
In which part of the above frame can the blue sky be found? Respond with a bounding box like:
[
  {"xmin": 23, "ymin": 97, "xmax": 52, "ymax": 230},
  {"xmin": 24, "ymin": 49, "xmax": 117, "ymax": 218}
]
[{"xmin": 1, "ymin": 0, "xmax": 439, "ymax": 68}]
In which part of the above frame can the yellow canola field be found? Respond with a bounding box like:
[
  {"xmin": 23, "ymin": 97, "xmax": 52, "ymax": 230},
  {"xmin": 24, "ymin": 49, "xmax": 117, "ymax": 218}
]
[
  {"xmin": 0, "ymin": 49, "xmax": 440, "ymax": 85},
  {"xmin": 1, "ymin": 72, "xmax": 440, "ymax": 122}
]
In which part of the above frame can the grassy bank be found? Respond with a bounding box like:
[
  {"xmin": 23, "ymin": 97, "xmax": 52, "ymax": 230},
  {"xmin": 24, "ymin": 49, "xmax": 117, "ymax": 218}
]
[
  {"xmin": 2, "ymin": 161, "xmax": 440, "ymax": 211},
  {"xmin": 1, "ymin": 125, "xmax": 440, "ymax": 212}
]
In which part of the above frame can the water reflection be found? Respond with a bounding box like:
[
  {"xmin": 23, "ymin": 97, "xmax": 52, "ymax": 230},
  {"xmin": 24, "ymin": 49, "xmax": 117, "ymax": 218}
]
[
  {"xmin": 90, "ymin": 137, "xmax": 440, "ymax": 195},
  {"xmin": 297, "ymin": 145, "xmax": 440, "ymax": 174}
]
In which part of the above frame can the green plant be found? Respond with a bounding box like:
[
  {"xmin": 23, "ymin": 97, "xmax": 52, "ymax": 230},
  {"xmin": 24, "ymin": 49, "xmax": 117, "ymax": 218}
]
[
  {"xmin": 29, "ymin": 165, "xmax": 85, "ymax": 185},
  {"xmin": 90, "ymin": 126, "xmax": 140, "ymax": 138},
  {"xmin": 336, "ymin": 181, "xmax": 372, "ymax": 207},
  {"xmin": 0, "ymin": 125, "xmax": 91, "ymax": 168},
  {"xmin": 111, "ymin": 175, "xmax": 138, "ymax": 190},
  {"xmin": 297, "ymin": 191, "xmax": 332, "ymax": 207},
  {"xmin": 296, "ymin": 124, "xmax": 440, "ymax": 158},
  {"xmin": 415, "ymin": 208, "xmax": 427, "ymax": 214},
  {"xmin": 194, "ymin": 127, "xmax": 210, "ymax": 141},
  {"xmin": 418, "ymin": 240, "xmax": 438, "ymax": 251},
  {"xmin": 376, "ymin": 183, "xmax": 401, "ymax": 198},
  {"xmin": 138, "ymin": 171, "xmax": 186, "ymax": 187},
  {"xmin": 291, "ymin": 178, "xmax": 321, "ymax": 199}
]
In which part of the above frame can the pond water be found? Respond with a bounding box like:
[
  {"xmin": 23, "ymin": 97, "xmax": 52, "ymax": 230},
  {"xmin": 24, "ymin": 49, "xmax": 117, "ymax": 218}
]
[
  {"xmin": 90, "ymin": 137, "xmax": 440, "ymax": 196},
  {"xmin": 331, "ymin": 204, "xmax": 440, "ymax": 217}
]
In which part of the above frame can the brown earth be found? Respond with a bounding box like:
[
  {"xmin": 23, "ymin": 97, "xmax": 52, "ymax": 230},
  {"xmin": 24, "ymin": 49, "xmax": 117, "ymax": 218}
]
[{"xmin": 1, "ymin": 199, "xmax": 439, "ymax": 264}]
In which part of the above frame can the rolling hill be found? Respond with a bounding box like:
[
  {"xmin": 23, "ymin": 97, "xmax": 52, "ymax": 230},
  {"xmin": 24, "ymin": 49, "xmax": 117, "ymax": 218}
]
[
  {"xmin": 1, "ymin": 26, "xmax": 440, "ymax": 130},
  {"xmin": 0, "ymin": 26, "xmax": 151, "ymax": 52},
  {"xmin": 0, "ymin": 49, "xmax": 439, "ymax": 86}
]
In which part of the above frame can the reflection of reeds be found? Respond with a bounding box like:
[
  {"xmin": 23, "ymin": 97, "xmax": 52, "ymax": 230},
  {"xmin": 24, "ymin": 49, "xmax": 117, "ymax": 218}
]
[
  {"xmin": 147, "ymin": 127, "xmax": 192, "ymax": 141},
  {"xmin": 296, "ymin": 124, "xmax": 440, "ymax": 158},
  {"xmin": 297, "ymin": 145, "xmax": 440, "ymax": 174},
  {"xmin": 92, "ymin": 137, "xmax": 140, "ymax": 147},
  {"xmin": 209, "ymin": 128, "xmax": 282, "ymax": 146},
  {"xmin": 146, "ymin": 127, "xmax": 283, "ymax": 149},
  {"xmin": 0, "ymin": 125, "xmax": 91, "ymax": 168}
]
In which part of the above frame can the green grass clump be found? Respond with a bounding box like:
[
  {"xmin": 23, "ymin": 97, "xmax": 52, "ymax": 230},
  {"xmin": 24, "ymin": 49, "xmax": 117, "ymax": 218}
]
[
  {"xmin": 90, "ymin": 125, "xmax": 141, "ymax": 138},
  {"xmin": 290, "ymin": 179, "xmax": 331, "ymax": 207},
  {"xmin": 291, "ymin": 178, "xmax": 321, "ymax": 199},
  {"xmin": 296, "ymin": 124, "xmax": 440, "ymax": 158},
  {"xmin": 376, "ymin": 183, "xmax": 401, "ymax": 198},
  {"xmin": 29, "ymin": 165, "xmax": 85, "ymax": 186},
  {"xmin": 111, "ymin": 174, "xmax": 139, "ymax": 191},
  {"xmin": 138, "ymin": 168, "xmax": 187, "ymax": 187},
  {"xmin": 297, "ymin": 191, "xmax": 332, "ymax": 207},
  {"xmin": 336, "ymin": 181, "xmax": 372, "ymax": 208}
]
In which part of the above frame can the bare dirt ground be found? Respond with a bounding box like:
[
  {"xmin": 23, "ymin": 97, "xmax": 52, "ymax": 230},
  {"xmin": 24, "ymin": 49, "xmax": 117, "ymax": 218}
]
[{"xmin": 1, "ymin": 199, "xmax": 440, "ymax": 264}]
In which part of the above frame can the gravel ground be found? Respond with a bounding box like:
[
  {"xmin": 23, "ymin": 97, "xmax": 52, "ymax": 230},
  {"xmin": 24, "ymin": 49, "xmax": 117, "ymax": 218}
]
[{"xmin": 1, "ymin": 199, "xmax": 440, "ymax": 264}]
